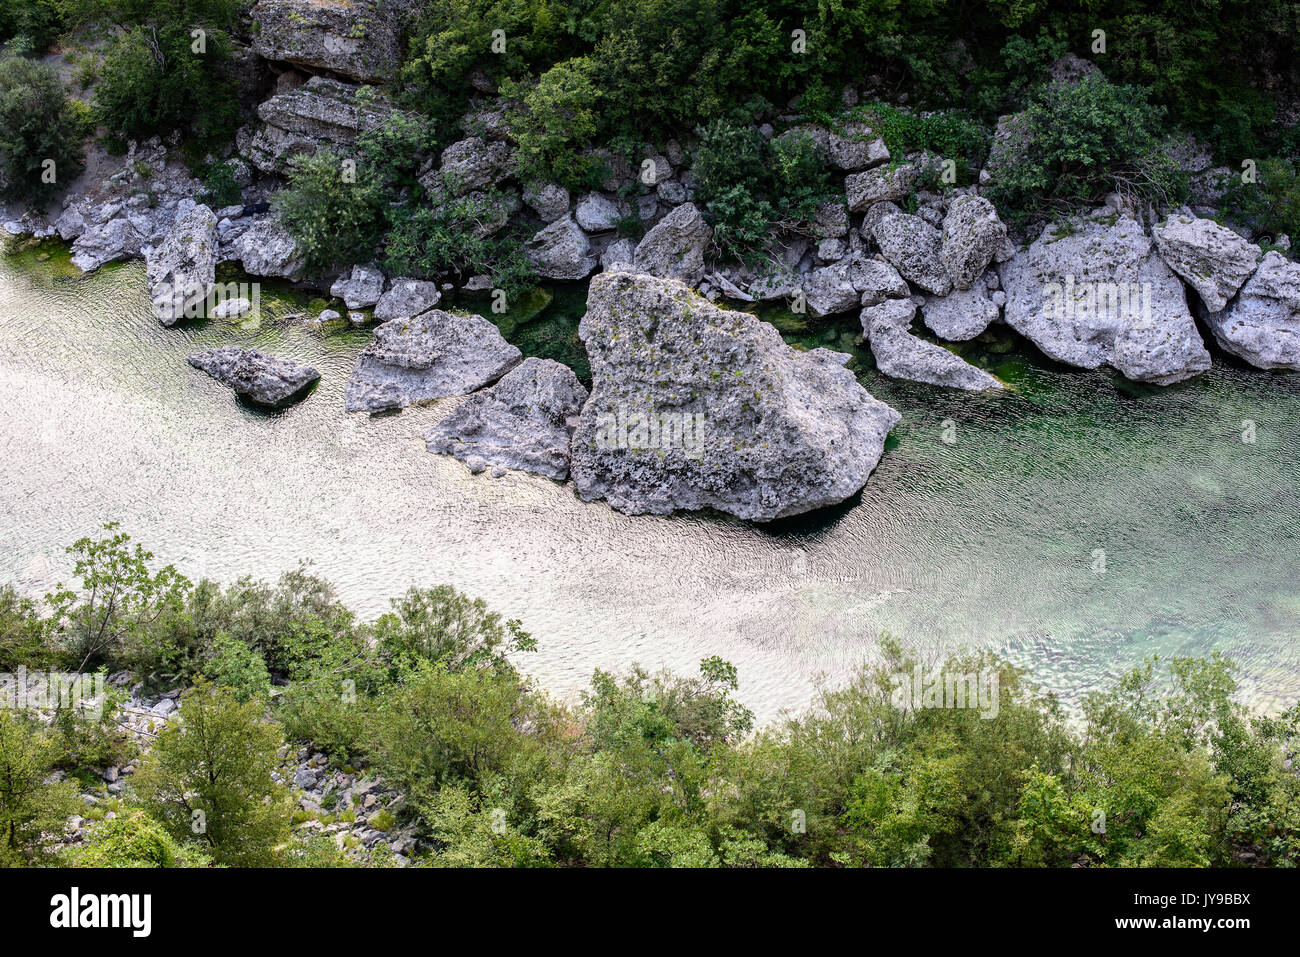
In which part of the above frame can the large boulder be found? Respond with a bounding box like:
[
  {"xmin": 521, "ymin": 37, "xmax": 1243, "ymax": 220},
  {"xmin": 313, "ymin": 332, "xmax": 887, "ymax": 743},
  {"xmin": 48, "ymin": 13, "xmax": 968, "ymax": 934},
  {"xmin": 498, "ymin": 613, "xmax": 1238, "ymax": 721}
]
[
  {"xmin": 344, "ymin": 310, "xmax": 522, "ymax": 413},
  {"xmin": 238, "ymin": 77, "xmax": 397, "ymax": 175},
  {"xmin": 921, "ymin": 275, "xmax": 1001, "ymax": 341},
  {"xmin": 522, "ymin": 181, "xmax": 570, "ymax": 222},
  {"xmin": 424, "ymin": 357, "xmax": 588, "ymax": 480},
  {"xmin": 569, "ymin": 272, "xmax": 901, "ymax": 521},
  {"xmin": 862, "ymin": 298, "xmax": 1003, "ymax": 391},
  {"xmin": 846, "ymin": 163, "xmax": 919, "ymax": 212},
  {"xmin": 228, "ymin": 217, "xmax": 305, "ymax": 280},
  {"xmin": 250, "ymin": 0, "xmax": 405, "ymax": 83},
  {"xmin": 870, "ymin": 213, "xmax": 952, "ymax": 296},
  {"xmin": 940, "ymin": 195, "xmax": 1006, "ymax": 290},
  {"xmin": 1153, "ymin": 212, "xmax": 1262, "ymax": 311},
  {"xmin": 526, "ymin": 214, "xmax": 598, "ymax": 280},
  {"xmin": 330, "ymin": 264, "xmax": 385, "ymax": 310},
  {"xmin": 145, "ymin": 201, "xmax": 219, "ymax": 325},
  {"xmin": 70, "ymin": 217, "xmax": 142, "ymax": 273},
  {"xmin": 425, "ymin": 136, "xmax": 514, "ymax": 196},
  {"xmin": 188, "ymin": 347, "xmax": 319, "ymax": 406},
  {"xmin": 373, "ymin": 278, "xmax": 441, "ymax": 322},
  {"xmin": 632, "ymin": 202, "xmax": 712, "ymax": 286},
  {"xmin": 574, "ymin": 192, "xmax": 626, "ymax": 232},
  {"xmin": 998, "ymin": 214, "xmax": 1212, "ymax": 384},
  {"xmin": 1201, "ymin": 251, "xmax": 1300, "ymax": 370},
  {"xmin": 827, "ymin": 121, "xmax": 890, "ymax": 171}
]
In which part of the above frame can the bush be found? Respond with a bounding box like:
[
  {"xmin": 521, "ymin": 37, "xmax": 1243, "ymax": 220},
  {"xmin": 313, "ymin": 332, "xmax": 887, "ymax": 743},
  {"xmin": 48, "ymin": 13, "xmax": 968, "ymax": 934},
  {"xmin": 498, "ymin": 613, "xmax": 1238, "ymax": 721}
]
[
  {"xmin": 0, "ymin": 584, "xmax": 52, "ymax": 670},
  {"xmin": 274, "ymin": 150, "xmax": 386, "ymax": 272},
  {"xmin": 1223, "ymin": 155, "xmax": 1300, "ymax": 243},
  {"xmin": 92, "ymin": 24, "xmax": 238, "ymax": 147},
  {"xmin": 200, "ymin": 160, "xmax": 241, "ymax": 208},
  {"xmin": 986, "ymin": 76, "xmax": 1185, "ymax": 225},
  {"xmin": 0, "ymin": 709, "xmax": 79, "ymax": 865},
  {"xmin": 68, "ymin": 809, "xmax": 212, "ymax": 867},
  {"xmin": 131, "ymin": 679, "xmax": 292, "ymax": 866},
  {"xmin": 501, "ymin": 56, "xmax": 601, "ymax": 190},
  {"xmin": 0, "ymin": 56, "xmax": 86, "ymax": 205}
]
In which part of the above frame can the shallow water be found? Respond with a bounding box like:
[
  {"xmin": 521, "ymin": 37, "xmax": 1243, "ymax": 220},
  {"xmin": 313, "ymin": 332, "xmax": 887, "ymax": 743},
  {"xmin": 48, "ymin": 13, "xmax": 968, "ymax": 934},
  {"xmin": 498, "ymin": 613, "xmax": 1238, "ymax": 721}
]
[{"xmin": 2, "ymin": 239, "xmax": 1298, "ymax": 722}]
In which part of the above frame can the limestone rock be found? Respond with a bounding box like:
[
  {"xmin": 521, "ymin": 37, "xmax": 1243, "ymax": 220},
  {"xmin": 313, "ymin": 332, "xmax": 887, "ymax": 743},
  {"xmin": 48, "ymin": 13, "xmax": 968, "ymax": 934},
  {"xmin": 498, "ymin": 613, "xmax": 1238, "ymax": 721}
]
[
  {"xmin": 1201, "ymin": 251, "xmax": 1300, "ymax": 370},
  {"xmin": 250, "ymin": 0, "xmax": 405, "ymax": 83},
  {"xmin": 870, "ymin": 213, "xmax": 952, "ymax": 296},
  {"xmin": 374, "ymin": 278, "xmax": 442, "ymax": 322},
  {"xmin": 526, "ymin": 215, "xmax": 598, "ymax": 280},
  {"xmin": 846, "ymin": 163, "xmax": 919, "ymax": 212},
  {"xmin": 188, "ymin": 346, "xmax": 319, "ymax": 406},
  {"xmin": 145, "ymin": 201, "xmax": 219, "ymax": 325},
  {"xmin": 1154, "ymin": 212, "xmax": 1262, "ymax": 312},
  {"xmin": 424, "ymin": 357, "xmax": 588, "ymax": 480},
  {"xmin": 940, "ymin": 195, "xmax": 1007, "ymax": 291},
  {"xmin": 921, "ymin": 275, "xmax": 1001, "ymax": 341},
  {"xmin": 344, "ymin": 310, "xmax": 522, "ymax": 413},
  {"xmin": 862, "ymin": 299, "xmax": 1002, "ymax": 391},
  {"xmin": 569, "ymin": 271, "xmax": 901, "ymax": 521}
]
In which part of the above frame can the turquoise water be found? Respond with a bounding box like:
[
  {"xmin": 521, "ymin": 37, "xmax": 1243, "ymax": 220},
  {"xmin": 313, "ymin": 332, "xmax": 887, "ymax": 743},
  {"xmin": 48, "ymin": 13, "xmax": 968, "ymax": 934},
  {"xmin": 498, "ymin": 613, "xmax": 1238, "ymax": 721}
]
[{"xmin": 2, "ymin": 238, "xmax": 1298, "ymax": 720}]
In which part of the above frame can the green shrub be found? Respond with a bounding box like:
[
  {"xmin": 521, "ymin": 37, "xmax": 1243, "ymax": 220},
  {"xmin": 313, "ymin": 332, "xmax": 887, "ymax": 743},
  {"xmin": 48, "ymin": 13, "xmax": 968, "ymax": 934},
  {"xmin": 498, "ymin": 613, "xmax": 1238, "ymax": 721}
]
[
  {"xmin": 986, "ymin": 76, "xmax": 1185, "ymax": 225},
  {"xmin": 92, "ymin": 24, "xmax": 238, "ymax": 147},
  {"xmin": 500, "ymin": 56, "xmax": 602, "ymax": 190},
  {"xmin": 201, "ymin": 160, "xmax": 241, "ymax": 207},
  {"xmin": 274, "ymin": 150, "xmax": 386, "ymax": 273},
  {"xmin": 207, "ymin": 632, "xmax": 273, "ymax": 703},
  {"xmin": 0, "ymin": 584, "xmax": 52, "ymax": 670},
  {"xmin": 0, "ymin": 709, "xmax": 80, "ymax": 865},
  {"xmin": 1223, "ymin": 156, "xmax": 1300, "ymax": 243},
  {"xmin": 68, "ymin": 809, "xmax": 212, "ymax": 867},
  {"xmin": 0, "ymin": 56, "xmax": 86, "ymax": 205}
]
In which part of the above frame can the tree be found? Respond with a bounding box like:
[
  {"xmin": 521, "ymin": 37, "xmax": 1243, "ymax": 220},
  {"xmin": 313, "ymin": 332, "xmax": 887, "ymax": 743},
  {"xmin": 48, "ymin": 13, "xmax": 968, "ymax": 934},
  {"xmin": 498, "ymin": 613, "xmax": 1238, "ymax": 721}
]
[
  {"xmin": 0, "ymin": 710, "xmax": 78, "ymax": 865},
  {"xmin": 0, "ymin": 55, "xmax": 86, "ymax": 206},
  {"xmin": 274, "ymin": 150, "xmax": 386, "ymax": 272},
  {"xmin": 44, "ymin": 522, "xmax": 189, "ymax": 675},
  {"xmin": 131, "ymin": 679, "xmax": 292, "ymax": 866}
]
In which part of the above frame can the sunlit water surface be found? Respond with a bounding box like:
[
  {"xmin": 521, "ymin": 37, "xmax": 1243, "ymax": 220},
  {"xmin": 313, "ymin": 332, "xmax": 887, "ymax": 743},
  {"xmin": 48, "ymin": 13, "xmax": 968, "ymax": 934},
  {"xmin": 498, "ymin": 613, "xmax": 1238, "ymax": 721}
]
[{"xmin": 2, "ymin": 240, "xmax": 1298, "ymax": 723}]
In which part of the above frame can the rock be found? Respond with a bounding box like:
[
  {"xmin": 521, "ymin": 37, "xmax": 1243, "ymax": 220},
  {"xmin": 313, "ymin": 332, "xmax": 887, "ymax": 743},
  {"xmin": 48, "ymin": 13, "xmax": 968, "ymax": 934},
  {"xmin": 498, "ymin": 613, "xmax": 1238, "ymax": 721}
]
[
  {"xmin": 427, "ymin": 137, "xmax": 514, "ymax": 196},
  {"xmin": 846, "ymin": 163, "xmax": 919, "ymax": 212},
  {"xmin": 600, "ymin": 238, "xmax": 638, "ymax": 272},
  {"xmin": 862, "ymin": 299, "xmax": 1002, "ymax": 391},
  {"xmin": 250, "ymin": 0, "xmax": 404, "ymax": 83},
  {"xmin": 209, "ymin": 297, "xmax": 253, "ymax": 320},
  {"xmin": 229, "ymin": 216, "xmax": 305, "ymax": 280},
  {"xmin": 1153, "ymin": 212, "xmax": 1262, "ymax": 312},
  {"xmin": 828, "ymin": 121, "xmax": 889, "ymax": 171},
  {"xmin": 526, "ymin": 215, "xmax": 598, "ymax": 280},
  {"xmin": 239, "ymin": 77, "xmax": 398, "ymax": 175},
  {"xmin": 982, "ymin": 112, "xmax": 1033, "ymax": 186},
  {"xmin": 802, "ymin": 249, "xmax": 910, "ymax": 315},
  {"xmin": 813, "ymin": 202, "xmax": 850, "ymax": 239},
  {"xmin": 940, "ymin": 195, "xmax": 1007, "ymax": 291},
  {"xmin": 522, "ymin": 181, "xmax": 569, "ymax": 222},
  {"xmin": 575, "ymin": 192, "xmax": 626, "ymax": 232},
  {"xmin": 569, "ymin": 272, "xmax": 901, "ymax": 521},
  {"xmin": 188, "ymin": 347, "xmax": 320, "ymax": 406},
  {"xmin": 344, "ymin": 310, "xmax": 522, "ymax": 413},
  {"xmin": 632, "ymin": 202, "xmax": 712, "ymax": 286},
  {"xmin": 921, "ymin": 276, "xmax": 1001, "ymax": 341},
  {"xmin": 145, "ymin": 202, "xmax": 219, "ymax": 325},
  {"xmin": 374, "ymin": 278, "xmax": 442, "ymax": 321},
  {"xmin": 1048, "ymin": 53, "xmax": 1101, "ymax": 87},
  {"xmin": 657, "ymin": 180, "xmax": 688, "ymax": 206},
  {"xmin": 425, "ymin": 357, "xmax": 589, "ymax": 480},
  {"xmin": 330, "ymin": 264, "xmax": 385, "ymax": 310},
  {"xmin": 54, "ymin": 207, "xmax": 87, "ymax": 241},
  {"xmin": 293, "ymin": 768, "xmax": 318, "ymax": 789},
  {"xmin": 71, "ymin": 217, "xmax": 142, "ymax": 273},
  {"xmin": 870, "ymin": 213, "xmax": 952, "ymax": 296},
  {"xmin": 998, "ymin": 214, "xmax": 1212, "ymax": 384},
  {"xmin": 1201, "ymin": 251, "xmax": 1300, "ymax": 370},
  {"xmin": 151, "ymin": 699, "xmax": 177, "ymax": 717}
]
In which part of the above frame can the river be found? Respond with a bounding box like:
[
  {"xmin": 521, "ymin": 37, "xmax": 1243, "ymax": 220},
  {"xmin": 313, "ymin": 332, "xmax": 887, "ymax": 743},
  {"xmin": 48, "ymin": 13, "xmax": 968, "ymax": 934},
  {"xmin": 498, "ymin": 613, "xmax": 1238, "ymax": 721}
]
[{"xmin": 2, "ymin": 238, "xmax": 1298, "ymax": 722}]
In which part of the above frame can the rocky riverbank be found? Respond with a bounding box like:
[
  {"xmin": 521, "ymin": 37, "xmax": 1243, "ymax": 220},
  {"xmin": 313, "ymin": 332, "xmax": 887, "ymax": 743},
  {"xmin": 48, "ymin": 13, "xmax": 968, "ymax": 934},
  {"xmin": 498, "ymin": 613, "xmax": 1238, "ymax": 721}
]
[{"xmin": 3, "ymin": 3, "xmax": 1297, "ymax": 523}]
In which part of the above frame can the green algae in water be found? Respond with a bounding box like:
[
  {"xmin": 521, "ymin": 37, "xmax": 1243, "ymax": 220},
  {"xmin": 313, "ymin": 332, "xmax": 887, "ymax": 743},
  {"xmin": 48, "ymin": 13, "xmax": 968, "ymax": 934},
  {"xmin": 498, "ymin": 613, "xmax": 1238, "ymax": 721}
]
[{"xmin": 465, "ymin": 281, "xmax": 591, "ymax": 382}]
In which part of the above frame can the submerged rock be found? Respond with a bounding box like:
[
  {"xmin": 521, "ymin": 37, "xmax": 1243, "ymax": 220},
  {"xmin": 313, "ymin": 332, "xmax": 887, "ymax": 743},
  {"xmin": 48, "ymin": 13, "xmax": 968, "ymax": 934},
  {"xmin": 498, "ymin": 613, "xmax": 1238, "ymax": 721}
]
[
  {"xmin": 998, "ymin": 214, "xmax": 1212, "ymax": 384},
  {"xmin": 188, "ymin": 347, "xmax": 319, "ymax": 406},
  {"xmin": 862, "ymin": 299, "xmax": 1003, "ymax": 391},
  {"xmin": 569, "ymin": 272, "xmax": 901, "ymax": 521},
  {"xmin": 145, "ymin": 201, "xmax": 219, "ymax": 325},
  {"xmin": 1201, "ymin": 251, "xmax": 1300, "ymax": 370},
  {"xmin": 1153, "ymin": 212, "xmax": 1261, "ymax": 312},
  {"xmin": 424, "ymin": 357, "xmax": 589, "ymax": 480},
  {"xmin": 632, "ymin": 202, "xmax": 712, "ymax": 286},
  {"xmin": 344, "ymin": 310, "xmax": 522, "ymax": 413}
]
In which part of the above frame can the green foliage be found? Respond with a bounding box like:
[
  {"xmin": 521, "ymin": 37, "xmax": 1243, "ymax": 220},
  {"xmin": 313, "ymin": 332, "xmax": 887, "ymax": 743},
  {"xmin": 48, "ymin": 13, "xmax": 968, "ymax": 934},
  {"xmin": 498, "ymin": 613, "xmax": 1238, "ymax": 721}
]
[
  {"xmin": 200, "ymin": 159, "xmax": 241, "ymax": 208},
  {"xmin": 986, "ymin": 76, "xmax": 1185, "ymax": 225},
  {"xmin": 0, "ymin": 584, "xmax": 52, "ymax": 670},
  {"xmin": 44, "ymin": 522, "xmax": 190, "ymax": 675},
  {"xmin": 850, "ymin": 102, "xmax": 988, "ymax": 185},
  {"xmin": 500, "ymin": 56, "xmax": 601, "ymax": 189},
  {"xmin": 1223, "ymin": 156, "xmax": 1300, "ymax": 243},
  {"xmin": 92, "ymin": 24, "xmax": 238, "ymax": 147},
  {"xmin": 0, "ymin": 0, "xmax": 64, "ymax": 52},
  {"xmin": 207, "ymin": 632, "xmax": 272, "ymax": 703},
  {"xmin": 131, "ymin": 678, "xmax": 292, "ymax": 866},
  {"xmin": 68, "ymin": 809, "xmax": 213, "ymax": 867},
  {"xmin": 274, "ymin": 150, "xmax": 386, "ymax": 272},
  {"xmin": 373, "ymin": 585, "xmax": 535, "ymax": 678},
  {"xmin": 0, "ymin": 709, "xmax": 79, "ymax": 864},
  {"xmin": 0, "ymin": 55, "xmax": 86, "ymax": 205}
]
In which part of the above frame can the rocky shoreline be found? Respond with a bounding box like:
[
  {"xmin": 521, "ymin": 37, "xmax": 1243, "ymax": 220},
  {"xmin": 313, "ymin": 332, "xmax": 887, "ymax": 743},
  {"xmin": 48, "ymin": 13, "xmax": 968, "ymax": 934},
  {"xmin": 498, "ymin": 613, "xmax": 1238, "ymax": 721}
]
[{"xmin": 3, "ymin": 3, "xmax": 1298, "ymax": 523}]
